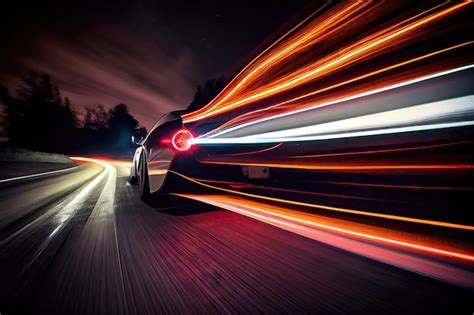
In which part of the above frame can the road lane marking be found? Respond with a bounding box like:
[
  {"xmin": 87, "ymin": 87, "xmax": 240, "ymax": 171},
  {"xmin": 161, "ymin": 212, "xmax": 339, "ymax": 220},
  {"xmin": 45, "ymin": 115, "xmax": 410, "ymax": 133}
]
[
  {"xmin": 48, "ymin": 159, "xmax": 111, "ymax": 238},
  {"xmin": 0, "ymin": 165, "xmax": 80, "ymax": 183},
  {"xmin": 0, "ymin": 162, "xmax": 105, "ymax": 244},
  {"xmin": 88, "ymin": 160, "xmax": 116, "ymax": 218},
  {"xmin": 70, "ymin": 157, "xmax": 128, "ymax": 306},
  {"xmin": 6, "ymin": 158, "xmax": 111, "ymax": 280}
]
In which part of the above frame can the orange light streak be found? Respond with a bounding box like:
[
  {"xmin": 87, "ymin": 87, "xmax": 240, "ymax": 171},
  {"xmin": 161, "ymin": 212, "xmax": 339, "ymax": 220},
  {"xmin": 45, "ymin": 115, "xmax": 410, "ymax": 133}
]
[
  {"xmin": 148, "ymin": 160, "xmax": 172, "ymax": 166},
  {"xmin": 196, "ymin": 159, "xmax": 474, "ymax": 171},
  {"xmin": 209, "ymin": 42, "xmax": 473, "ymax": 135},
  {"xmin": 304, "ymin": 180, "xmax": 474, "ymax": 191},
  {"xmin": 183, "ymin": 2, "xmax": 468, "ymax": 123},
  {"xmin": 176, "ymin": 194, "xmax": 474, "ymax": 263},
  {"xmin": 220, "ymin": 182, "xmax": 396, "ymax": 202},
  {"xmin": 183, "ymin": 1, "xmax": 364, "ymax": 121},
  {"xmin": 288, "ymin": 140, "xmax": 472, "ymax": 158},
  {"xmin": 168, "ymin": 170, "xmax": 474, "ymax": 231},
  {"xmin": 149, "ymin": 169, "xmax": 168, "ymax": 175},
  {"xmin": 70, "ymin": 156, "xmax": 132, "ymax": 167},
  {"xmin": 211, "ymin": 143, "xmax": 283, "ymax": 157},
  {"xmin": 195, "ymin": 178, "xmax": 398, "ymax": 203}
]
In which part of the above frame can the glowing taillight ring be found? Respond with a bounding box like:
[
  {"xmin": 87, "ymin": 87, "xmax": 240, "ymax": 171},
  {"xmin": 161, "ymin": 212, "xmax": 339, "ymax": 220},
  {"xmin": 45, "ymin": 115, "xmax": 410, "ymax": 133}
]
[{"xmin": 171, "ymin": 129, "xmax": 194, "ymax": 152}]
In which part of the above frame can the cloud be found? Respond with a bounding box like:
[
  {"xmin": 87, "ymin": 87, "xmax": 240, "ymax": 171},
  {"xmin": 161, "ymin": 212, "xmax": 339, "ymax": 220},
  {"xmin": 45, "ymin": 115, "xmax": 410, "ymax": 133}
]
[{"xmin": 14, "ymin": 26, "xmax": 200, "ymax": 129}]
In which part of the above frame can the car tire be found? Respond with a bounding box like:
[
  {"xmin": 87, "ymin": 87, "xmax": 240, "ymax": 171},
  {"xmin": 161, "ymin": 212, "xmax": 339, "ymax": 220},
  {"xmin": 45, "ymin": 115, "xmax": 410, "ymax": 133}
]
[
  {"xmin": 129, "ymin": 166, "xmax": 138, "ymax": 184},
  {"xmin": 138, "ymin": 156, "xmax": 150, "ymax": 201}
]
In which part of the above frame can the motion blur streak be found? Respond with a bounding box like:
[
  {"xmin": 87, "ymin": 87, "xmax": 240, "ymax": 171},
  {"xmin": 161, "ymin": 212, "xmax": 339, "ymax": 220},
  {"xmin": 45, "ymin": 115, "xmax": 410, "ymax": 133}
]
[
  {"xmin": 182, "ymin": 1, "xmax": 363, "ymax": 122},
  {"xmin": 49, "ymin": 157, "xmax": 113, "ymax": 238},
  {"xmin": 231, "ymin": 95, "xmax": 473, "ymax": 141},
  {"xmin": 183, "ymin": 2, "xmax": 469, "ymax": 123},
  {"xmin": 200, "ymin": 65, "xmax": 473, "ymax": 140},
  {"xmin": 194, "ymin": 91, "xmax": 474, "ymax": 144},
  {"xmin": 0, "ymin": 159, "xmax": 107, "ymax": 246},
  {"xmin": 176, "ymin": 194, "xmax": 474, "ymax": 287},
  {"xmin": 168, "ymin": 171, "xmax": 474, "ymax": 231},
  {"xmin": 70, "ymin": 157, "xmax": 132, "ymax": 168},
  {"xmin": 6, "ymin": 157, "xmax": 113, "ymax": 275},
  {"xmin": 209, "ymin": 42, "xmax": 473, "ymax": 137},
  {"xmin": 0, "ymin": 166, "xmax": 80, "ymax": 183},
  {"xmin": 289, "ymin": 141, "xmax": 471, "ymax": 159},
  {"xmin": 213, "ymin": 143, "xmax": 282, "ymax": 157},
  {"xmin": 202, "ymin": 181, "xmax": 394, "ymax": 202},
  {"xmin": 196, "ymin": 159, "xmax": 474, "ymax": 170},
  {"xmin": 304, "ymin": 180, "xmax": 474, "ymax": 191}
]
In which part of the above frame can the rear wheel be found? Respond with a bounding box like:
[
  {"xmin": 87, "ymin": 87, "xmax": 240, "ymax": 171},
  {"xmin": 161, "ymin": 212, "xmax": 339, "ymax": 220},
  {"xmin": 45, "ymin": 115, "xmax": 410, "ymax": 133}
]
[
  {"xmin": 138, "ymin": 156, "xmax": 150, "ymax": 200},
  {"xmin": 129, "ymin": 164, "xmax": 138, "ymax": 184}
]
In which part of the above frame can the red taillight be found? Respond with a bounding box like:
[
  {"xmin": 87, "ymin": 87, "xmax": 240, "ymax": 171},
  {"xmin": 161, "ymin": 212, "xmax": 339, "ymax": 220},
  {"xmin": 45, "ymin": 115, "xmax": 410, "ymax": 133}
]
[{"xmin": 171, "ymin": 129, "xmax": 194, "ymax": 152}]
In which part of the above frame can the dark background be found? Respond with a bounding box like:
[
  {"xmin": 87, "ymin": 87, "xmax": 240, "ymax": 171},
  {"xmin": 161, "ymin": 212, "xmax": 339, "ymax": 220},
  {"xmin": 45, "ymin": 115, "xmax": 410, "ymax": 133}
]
[{"xmin": 0, "ymin": 0, "xmax": 314, "ymax": 130}]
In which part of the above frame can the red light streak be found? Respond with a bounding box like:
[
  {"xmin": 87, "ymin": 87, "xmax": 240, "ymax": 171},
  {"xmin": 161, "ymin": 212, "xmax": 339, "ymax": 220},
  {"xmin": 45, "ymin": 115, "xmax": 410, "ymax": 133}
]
[
  {"xmin": 70, "ymin": 156, "xmax": 132, "ymax": 167},
  {"xmin": 303, "ymin": 180, "xmax": 474, "ymax": 191},
  {"xmin": 288, "ymin": 141, "xmax": 472, "ymax": 159},
  {"xmin": 195, "ymin": 159, "xmax": 474, "ymax": 171},
  {"xmin": 228, "ymin": 184, "xmax": 397, "ymax": 203},
  {"xmin": 176, "ymin": 194, "xmax": 474, "ymax": 262},
  {"xmin": 174, "ymin": 194, "xmax": 474, "ymax": 288},
  {"xmin": 199, "ymin": 178, "xmax": 398, "ymax": 202},
  {"xmin": 168, "ymin": 171, "xmax": 474, "ymax": 231},
  {"xmin": 211, "ymin": 143, "xmax": 282, "ymax": 157}
]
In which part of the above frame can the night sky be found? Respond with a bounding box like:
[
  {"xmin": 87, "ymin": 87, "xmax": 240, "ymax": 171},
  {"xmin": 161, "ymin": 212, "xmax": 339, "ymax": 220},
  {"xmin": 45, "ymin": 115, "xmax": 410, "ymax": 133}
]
[{"xmin": 0, "ymin": 0, "xmax": 313, "ymax": 129}]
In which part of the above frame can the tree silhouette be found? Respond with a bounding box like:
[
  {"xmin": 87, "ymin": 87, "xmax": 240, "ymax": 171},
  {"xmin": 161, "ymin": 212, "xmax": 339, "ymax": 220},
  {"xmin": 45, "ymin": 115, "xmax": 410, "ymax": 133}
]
[
  {"xmin": 187, "ymin": 77, "xmax": 226, "ymax": 112},
  {"xmin": 84, "ymin": 104, "xmax": 108, "ymax": 131},
  {"xmin": 0, "ymin": 73, "xmax": 78, "ymax": 152},
  {"xmin": 1, "ymin": 73, "xmax": 147, "ymax": 155},
  {"xmin": 106, "ymin": 104, "xmax": 140, "ymax": 152}
]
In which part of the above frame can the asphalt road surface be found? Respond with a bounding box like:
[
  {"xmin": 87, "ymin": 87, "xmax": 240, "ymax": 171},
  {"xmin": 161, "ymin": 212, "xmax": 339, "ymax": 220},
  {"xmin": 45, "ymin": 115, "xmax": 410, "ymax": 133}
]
[{"xmin": 0, "ymin": 160, "xmax": 472, "ymax": 314}]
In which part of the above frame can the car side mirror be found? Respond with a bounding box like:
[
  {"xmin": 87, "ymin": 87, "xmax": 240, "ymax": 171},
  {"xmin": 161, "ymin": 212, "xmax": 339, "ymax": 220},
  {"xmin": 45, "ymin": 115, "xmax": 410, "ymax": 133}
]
[{"xmin": 131, "ymin": 136, "xmax": 143, "ymax": 145}]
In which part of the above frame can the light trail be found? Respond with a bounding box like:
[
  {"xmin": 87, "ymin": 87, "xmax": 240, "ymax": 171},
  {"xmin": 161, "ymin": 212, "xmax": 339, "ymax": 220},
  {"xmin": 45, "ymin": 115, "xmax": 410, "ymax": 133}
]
[
  {"xmin": 0, "ymin": 158, "xmax": 105, "ymax": 245},
  {"xmin": 189, "ymin": 0, "xmax": 335, "ymax": 116},
  {"xmin": 235, "ymin": 95, "xmax": 473, "ymax": 140},
  {"xmin": 211, "ymin": 143, "xmax": 282, "ymax": 157},
  {"xmin": 176, "ymin": 194, "xmax": 474, "ymax": 262},
  {"xmin": 6, "ymin": 157, "xmax": 111, "ymax": 261},
  {"xmin": 75, "ymin": 157, "xmax": 132, "ymax": 168},
  {"xmin": 183, "ymin": 1, "xmax": 365, "ymax": 122},
  {"xmin": 204, "ymin": 180, "xmax": 398, "ymax": 203},
  {"xmin": 195, "ymin": 159, "xmax": 474, "ymax": 171},
  {"xmin": 149, "ymin": 169, "xmax": 168, "ymax": 175},
  {"xmin": 194, "ymin": 67, "xmax": 474, "ymax": 141},
  {"xmin": 303, "ymin": 180, "xmax": 474, "ymax": 191},
  {"xmin": 195, "ymin": 178, "xmax": 450, "ymax": 198},
  {"xmin": 175, "ymin": 194, "xmax": 474, "ymax": 287},
  {"xmin": 183, "ymin": 2, "xmax": 469, "ymax": 123},
  {"xmin": 0, "ymin": 165, "xmax": 80, "ymax": 183},
  {"xmin": 194, "ymin": 120, "xmax": 474, "ymax": 145},
  {"xmin": 168, "ymin": 170, "xmax": 474, "ymax": 231},
  {"xmin": 207, "ymin": 42, "xmax": 473, "ymax": 137},
  {"xmin": 288, "ymin": 141, "xmax": 471, "ymax": 159}
]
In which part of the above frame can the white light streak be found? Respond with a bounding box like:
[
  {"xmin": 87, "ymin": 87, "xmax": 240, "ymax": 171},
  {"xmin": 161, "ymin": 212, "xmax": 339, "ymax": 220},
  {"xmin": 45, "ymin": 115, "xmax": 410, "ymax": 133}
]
[
  {"xmin": 0, "ymin": 165, "xmax": 80, "ymax": 183},
  {"xmin": 193, "ymin": 120, "xmax": 474, "ymax": 144},
  {"xmin": 202, "ymin": 65, "xmax": 473, "ymax": 139}
]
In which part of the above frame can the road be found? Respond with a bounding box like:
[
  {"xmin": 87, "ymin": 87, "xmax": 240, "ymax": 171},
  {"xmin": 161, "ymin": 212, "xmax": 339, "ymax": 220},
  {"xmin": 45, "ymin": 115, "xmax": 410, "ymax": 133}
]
[{"xmin": 0, "ymin": 159, "xmax": 472, "ymax": 314}]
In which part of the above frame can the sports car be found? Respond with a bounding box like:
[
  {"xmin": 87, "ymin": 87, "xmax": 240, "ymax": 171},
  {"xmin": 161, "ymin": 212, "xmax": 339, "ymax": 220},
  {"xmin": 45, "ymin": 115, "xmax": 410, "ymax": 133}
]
[{"xmin": 129, "ymin": 67, "xmax": 473, "ymax": 210}]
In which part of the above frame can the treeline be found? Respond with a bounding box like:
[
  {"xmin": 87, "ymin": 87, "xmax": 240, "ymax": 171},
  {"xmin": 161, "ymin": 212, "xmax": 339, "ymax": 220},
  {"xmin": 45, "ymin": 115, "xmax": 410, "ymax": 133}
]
[
  {"xmin": 0, "ymin": 72, "xmax": 226, "ymax": 155},
  {"xmin": 187, "ymin": 76, "xmax": 226, "ymax": 112},
  {"xmin": 0, "ymin": 73, "xmax": 146, "ymax": 154}
]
